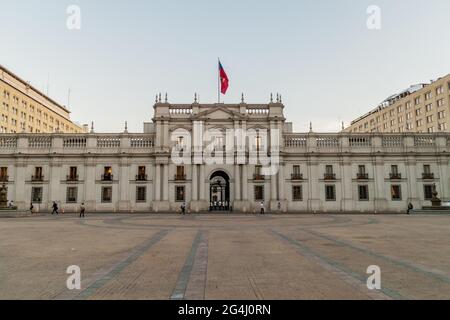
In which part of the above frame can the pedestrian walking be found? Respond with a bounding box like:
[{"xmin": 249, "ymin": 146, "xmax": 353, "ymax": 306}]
[
  {"xmin": 30, "ymin": 202, "xmax": 34, "ymax": 214},
  {"xmin": 181, "ymin": 202, "xmax": 186, "ymax": 215},
  {"xmin": 260, "ymin": 201, "xmax": 265, "ymax": 215},
  {"xmin": 52, "ymin": 201, "xmax": 59, "ymax": 215},
  {"xmin": 80, "ymin": 203, "xmax": 86, "ymax": 218}
]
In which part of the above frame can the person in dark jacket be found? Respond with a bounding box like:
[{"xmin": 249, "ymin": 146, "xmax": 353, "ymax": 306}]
[
  {"xmin": 80, "ymin": 203, "xmax": 86, "ymax": 218},
  {"xmin": 407, "ymin": 203, "xmax": 414, "ymax": 215},
  {"xmin": 52, "ymin": 201, "xmax": 59, "ymax": 215}
]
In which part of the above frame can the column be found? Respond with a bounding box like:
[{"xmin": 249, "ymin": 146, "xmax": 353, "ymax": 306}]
[
  {"xmin": 341, "ymin": 159, "xmax": 353, "ymax": 212},
  {"xmin": 84, "ymin": 160, "xmax": 96, "ymax": 211},
  {"xmin": 163, "ymin": 164, "xmax": 169, "ymax": 201},
  {"xmin": 13, "ymin": 160, "xmax": 26, "ymax": 210},
  {"xmin": 49, "ymin": 161, "xmax": 62, "ymax": 208},
  {"xmin": 199, "ymin": 165, "xmax": 206, "ymax": 201},
  {"xmin": 406, "ymin": 158, "xmax": 418, "ymax": 204},
  {"xmin": 192, "ymin": 164, "xmax": 198, "ymax": 201},
  {"xmin": 234, "ymin": 165, "xmax": 241, "ymax": 201},
  {"xmin": 154, "ymin": 164, "xmax": 161, "ymax": 201},
  {"xmin": 278, "ymin": 163, "xmax": 285, "ymax": 201},
  {"xmin": 242, "ymin": 165, "xmax": 248, "ymax": 201},
  {"xmin": 118, "ymin": 158, "xmax": 130, "ymax": 211},
  {"xmin": 373, "ymin": 157, "xmax": 386, "ymax": 213}
]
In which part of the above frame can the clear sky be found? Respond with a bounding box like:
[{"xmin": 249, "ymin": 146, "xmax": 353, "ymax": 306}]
[{"xmin": 1, "ymin": 0, "xmax": 450, "ymax": 133}]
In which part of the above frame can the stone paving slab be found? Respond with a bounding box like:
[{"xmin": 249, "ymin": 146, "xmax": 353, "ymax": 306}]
[{"xmin": 1, "ymin": 214, "xmax": 450, "ymax": 300}]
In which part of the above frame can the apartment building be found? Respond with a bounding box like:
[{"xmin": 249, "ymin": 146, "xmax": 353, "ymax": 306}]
[
  {"xmin": 0, "ymin": 64, "xmax": 86, "ymax": 134},
  {"xmin": 347, "ymin": 74, "xmax": 450, "ymax": 133}
]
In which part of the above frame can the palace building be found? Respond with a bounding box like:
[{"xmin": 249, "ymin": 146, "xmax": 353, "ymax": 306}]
[
  {"xmin": 347, "ymin": 73, "xmax": 450, "ymax": 134},
  {"xmin": 1, "ymin": 95, "xmax": 450, "ymax": 213},
  {"xmin": 0, "ymin": 64, "xmax": 87, "ymax": 134}
]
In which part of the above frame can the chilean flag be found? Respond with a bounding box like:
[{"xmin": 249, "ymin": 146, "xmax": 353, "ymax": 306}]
[{"xmin": 219, "ymin": 60, "xmax": 229, "ymax": 95}]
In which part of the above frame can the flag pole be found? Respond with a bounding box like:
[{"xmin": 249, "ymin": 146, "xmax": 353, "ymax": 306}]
[{"xmin": 217, "ymin": 58, "xmax": 220, "ymax": 103}]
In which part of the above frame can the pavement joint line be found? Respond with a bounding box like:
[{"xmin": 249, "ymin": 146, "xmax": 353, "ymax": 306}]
[
  {"xmin": 300, "ymin": 227, "xmax": 450, "ymax": 285},
  {"xmin": 54, "ymin": 229, "xmax": 171, "ymax": 300},
  {"xmin": 184, "ymin": 231, "xmax": 209, "ymax": 300},
  {"xmin": 269, "ymin": 229, "xmax": 405, "ymax": 300},
  {"xmin": 170, "ymin": 230, "xmax": 207, "ymax": 300}
]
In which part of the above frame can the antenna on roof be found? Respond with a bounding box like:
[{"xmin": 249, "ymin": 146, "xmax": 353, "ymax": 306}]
[
  {"xmin": 67, "ymin": 88, "xmax": 71, "ymax": 108},
  {"xmin": 46, "ymin": 73, "xmax": 50, "ymax": 96}
]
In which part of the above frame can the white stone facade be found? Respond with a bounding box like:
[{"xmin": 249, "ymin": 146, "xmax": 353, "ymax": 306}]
[{"xmin": 1, "ymin": 100, "xmax": 449, "ymax": 213}]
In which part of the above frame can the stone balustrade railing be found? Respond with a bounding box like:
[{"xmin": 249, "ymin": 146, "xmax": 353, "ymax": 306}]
[
  {"xmin": 0, "ymin": 133, "xmax": 449, "ymax": 154},
  {"xmin": 0, "ymin": 134, "xmax": 156, "ymax": 153}
]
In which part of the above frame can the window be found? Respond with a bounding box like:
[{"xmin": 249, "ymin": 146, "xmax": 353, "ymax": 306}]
[
  {"xmin": 426, "ymin": 115, "xmax": 433, "ymax": 123},
  {"xmin": 439, "ymin": 123, "xmax": 447, "ymax": 131},
  {"xmin": 423, "ymin": 165, "xmax": 431, "ymax": 175},
  {"xmin": 391, "ymin": 165, "xmax": 399, "ymax": 175},
  {"xmin": 406, "ymin": 101, "xmax": 411, "ymax": 109},
  {"xmin": 176, "ymin": 186, "xmax": 185, "ymax": 202},
  {"xmin": 254, "ymin": 186, "xmax": 264, "ymax": 201},
  {"xmin": 414, "ymin": 97, "xmax": 421, "ymax": 105},
  {"xmin": 103, "ymin": 166, "xmax": 112, "ymax": 180},
  {"xmin": 426, "ymin": 104, "xmax": 433, "ymax": 112},
  {"xmin": 425, "ymin": 92, "xmax": 432, "ymax": 100},
  {"xmin": 391, "ymin": 185, "xmax": 402, "ymax": 201},
  {"xmin": 137, "ymin": 166, "xmax": 146, "ymax": 180},
  {"xmin": 254, "ymin": 165, "xmax": 264, "ymax": 180},
  {"xmin": 437, "ymin": 99, "xmax": 445, "ymax": 107},
  {"xmin": 293, "ymin": 165, "xmax": 301, "ymax": 175},
  {"xmin": 357, "ymin": 165, "xmax": 367, "ymax": 179},
  {"xmin": 136, "ymin": 186, "xmax": 147, "ymax": 202},
  {"xmin": 292, "ymin": 186, "xmax": 303, "ymax": 201},
  {"xmin": 424, "ymin": 185, "xmax": 434, "ymax": 200},
  {"xmin": 397, "ymin": 105, "xmax": 403, "ymax": 113},
  {"xmin": 427, "ymin": 127, "xmax": 434, "ymax": 133},
  {"xmin": 0, "ymin": 167, "xmax": 7, "ymax": 180},
  {"xmin": 31, "ymin": 187, "xmax": 43, "ymax": 203},
  {"xmin": 66, "ymin": 187, "xmax": 78, "ymax": 203},
  {"xmin": 325, "ymin": 165, "xmax": 333, "ymax": 174},
  {"xmin": 438, "ymin": 111, "xmax": 446, "ymax": 119},
  {"xmin": 102, "ymin": 187, "xmax": 112, "ymax": 203},
  {"xmin": 415, "ymin": 108, "xmax": 422, "ymax": 116},
  {"xmin": 176, "ymin": 166, "xmax": 185, "ymax": 180},
  {"xmin": 416, "ymin": 119, "xmax": 423, "ymax": 127},
  {"xmin": 436, "ymin": 86, "xmax": 444, "ymax": 95},
  {"xmin": 69, "ymin": 167, "xmax": 78, "ymax": 180},
  {"xmin": 33, "ymin": 167, "xmax": 43, "ymax": 180},
  {"xmin": 358, "ymin": 185, "xmax": 369, "ymax": 201},
  {"xmin": 325, "ymin": 185, "xmax": 336, "ymax": 201}
]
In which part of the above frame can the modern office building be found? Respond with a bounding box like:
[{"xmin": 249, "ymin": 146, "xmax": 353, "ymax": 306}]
[
  {"xmin": 347, "ymin": 74, "xmax": 450, "ymax": 134},
  {"xmin": 0, "ymin": 64, "xmax": 86, "ymax": 134},
  {"xmin": 1, "ymin": 96, "xmax": 449, "ymax": 213}
]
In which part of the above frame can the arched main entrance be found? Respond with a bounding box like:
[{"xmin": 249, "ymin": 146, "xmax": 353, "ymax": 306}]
[{"xmin": 209, "ymin": 170, "xmax": 230, "ymax": 211}]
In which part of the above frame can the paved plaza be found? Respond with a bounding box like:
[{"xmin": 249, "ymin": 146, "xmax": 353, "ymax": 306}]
[{"xmin": 1, "ymin": 213, "xmax": 450, "ymax": 300}]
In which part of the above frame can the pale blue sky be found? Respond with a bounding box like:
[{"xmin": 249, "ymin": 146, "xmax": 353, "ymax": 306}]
[{"xmin": 1, "ymin": 0, "xmax": 450, "ymax": 132}]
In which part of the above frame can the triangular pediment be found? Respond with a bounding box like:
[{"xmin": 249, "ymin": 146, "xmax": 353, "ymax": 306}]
[{"xmin": 192, "ymin": 106, "xmax": 246, "ymax": 120}]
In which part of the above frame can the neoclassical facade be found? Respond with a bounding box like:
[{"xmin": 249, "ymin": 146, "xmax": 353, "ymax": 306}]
[{"xmin": 1, "ymin": 98, "xmax": 450, "ymax": 213}]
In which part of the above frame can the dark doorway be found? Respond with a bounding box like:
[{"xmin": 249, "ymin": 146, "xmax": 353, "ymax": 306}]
[{"xmin": 209, "ymin": 171, "xmax": 230, "ymax": 211}]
